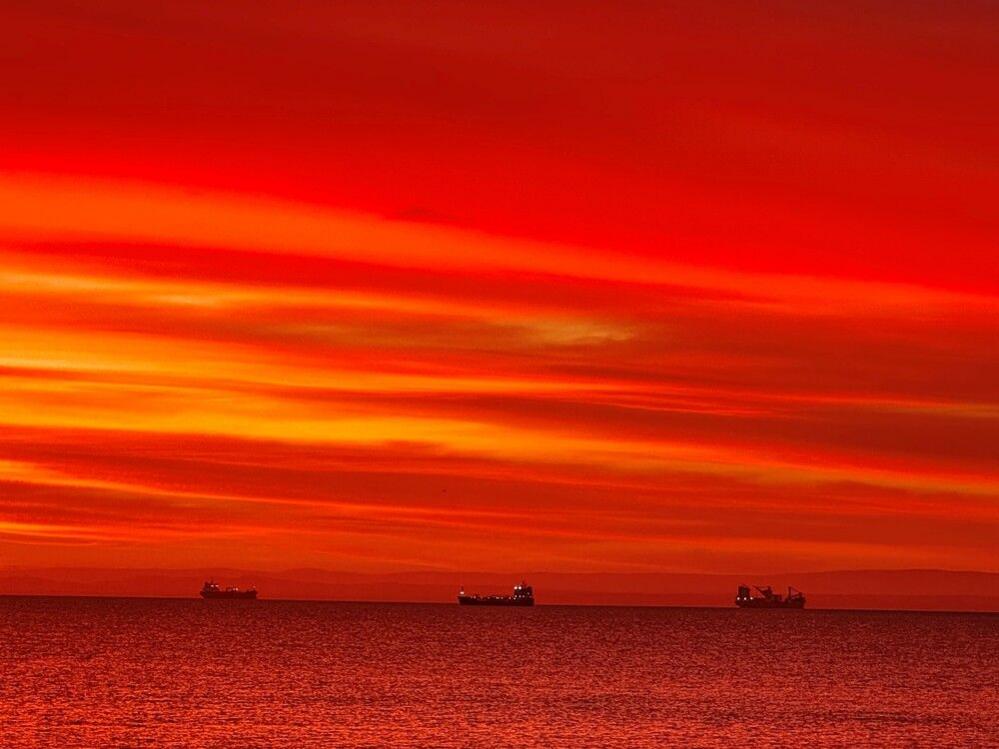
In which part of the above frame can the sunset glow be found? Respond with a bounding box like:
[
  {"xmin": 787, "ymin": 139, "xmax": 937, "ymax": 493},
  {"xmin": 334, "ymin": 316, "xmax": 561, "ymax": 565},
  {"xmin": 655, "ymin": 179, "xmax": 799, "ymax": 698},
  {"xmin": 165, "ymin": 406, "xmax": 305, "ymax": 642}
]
[{"xmin": 2, "ymin": 1, "xmax": 997, "ymax": 578}]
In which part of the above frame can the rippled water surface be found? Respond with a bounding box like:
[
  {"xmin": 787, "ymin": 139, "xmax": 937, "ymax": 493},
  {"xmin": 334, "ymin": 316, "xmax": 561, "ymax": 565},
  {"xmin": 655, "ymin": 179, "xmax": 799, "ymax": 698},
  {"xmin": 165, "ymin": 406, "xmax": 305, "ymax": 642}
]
[{"xmin": 2, "ymin": 598, "xmax": 997, "ymax": 747}]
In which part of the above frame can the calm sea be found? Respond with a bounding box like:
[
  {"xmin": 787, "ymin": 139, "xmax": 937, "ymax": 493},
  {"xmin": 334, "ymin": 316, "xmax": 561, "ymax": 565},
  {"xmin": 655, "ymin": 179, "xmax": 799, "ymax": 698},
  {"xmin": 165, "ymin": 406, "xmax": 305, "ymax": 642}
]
[{"xmin": 2, "ymin": 597, "xmax": 997, "ymax": 747}]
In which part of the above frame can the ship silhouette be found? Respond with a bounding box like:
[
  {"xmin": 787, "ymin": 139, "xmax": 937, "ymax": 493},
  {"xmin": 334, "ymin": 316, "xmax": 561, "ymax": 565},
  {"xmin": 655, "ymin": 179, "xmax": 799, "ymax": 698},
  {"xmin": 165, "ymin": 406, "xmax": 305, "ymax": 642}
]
[
  {"xmin": 457, "ymin": 581, "xmax": 534, "ymax": 606},
  {"xmin": 200, "ymin": 580, "xmax": 258, "ymax": 600},
  {"xmin": 735, "ymin": 584, "xmax": 805, "ymax": 609}
]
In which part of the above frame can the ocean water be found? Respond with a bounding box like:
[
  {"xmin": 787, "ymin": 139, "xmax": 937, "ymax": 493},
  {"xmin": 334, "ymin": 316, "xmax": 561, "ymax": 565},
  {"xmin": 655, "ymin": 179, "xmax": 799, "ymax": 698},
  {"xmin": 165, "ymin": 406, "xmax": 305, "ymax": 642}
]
[{"xmin": 1, "ymin": 598, "xmax": 996, "ymax": 748}]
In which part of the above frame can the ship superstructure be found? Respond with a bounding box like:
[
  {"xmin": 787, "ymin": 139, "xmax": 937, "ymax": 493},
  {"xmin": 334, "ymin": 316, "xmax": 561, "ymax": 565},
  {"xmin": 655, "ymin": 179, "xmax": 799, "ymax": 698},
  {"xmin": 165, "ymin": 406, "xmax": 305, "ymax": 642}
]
[{"xmin": 200, "ymin": 581, "xmax": 258, "ymax": 600}]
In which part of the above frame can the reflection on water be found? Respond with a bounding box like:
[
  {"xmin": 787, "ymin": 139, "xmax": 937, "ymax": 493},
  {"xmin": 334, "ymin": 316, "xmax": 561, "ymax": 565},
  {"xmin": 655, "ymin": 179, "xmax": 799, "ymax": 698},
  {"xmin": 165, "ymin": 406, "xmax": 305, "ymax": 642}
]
[{"xmin": 2, "ymin": 598, "xmax": 997, "ymax": 747}]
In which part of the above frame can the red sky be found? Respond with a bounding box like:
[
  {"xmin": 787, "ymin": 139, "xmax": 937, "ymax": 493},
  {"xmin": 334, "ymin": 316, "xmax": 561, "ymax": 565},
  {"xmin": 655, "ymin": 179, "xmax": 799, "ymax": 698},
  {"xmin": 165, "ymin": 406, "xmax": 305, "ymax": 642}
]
[{"xmin": 1, "ymin": 1, "xmax": 997, "ymax": 577}]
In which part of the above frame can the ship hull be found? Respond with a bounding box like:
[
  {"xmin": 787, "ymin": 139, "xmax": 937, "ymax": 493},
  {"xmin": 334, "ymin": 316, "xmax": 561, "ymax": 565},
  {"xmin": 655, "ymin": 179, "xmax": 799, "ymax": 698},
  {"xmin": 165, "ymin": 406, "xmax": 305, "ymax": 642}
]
[
  {"xmin": 457, "ymin": 595, "xmax": 533, "ymax": 606},
  {"xmin": 735, "ymin": 598, "xmax": 804, "ymax": 609},
  {"xmin": 201, "ymin": 591, "xmax": 258, "ymax": 600}
]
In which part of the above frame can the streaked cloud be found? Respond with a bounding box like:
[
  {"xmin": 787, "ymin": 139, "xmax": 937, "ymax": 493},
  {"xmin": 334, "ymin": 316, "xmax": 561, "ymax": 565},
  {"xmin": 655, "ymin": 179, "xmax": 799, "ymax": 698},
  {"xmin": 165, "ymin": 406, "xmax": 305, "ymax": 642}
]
[{"xmin": 1, "ymin": 1, "xmax": 996, "ymax": 576}]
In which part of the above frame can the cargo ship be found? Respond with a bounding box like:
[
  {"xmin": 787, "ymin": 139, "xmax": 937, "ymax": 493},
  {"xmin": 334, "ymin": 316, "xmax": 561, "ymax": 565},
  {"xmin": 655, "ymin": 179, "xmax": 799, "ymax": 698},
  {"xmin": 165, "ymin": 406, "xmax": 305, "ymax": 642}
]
[
  {"xmin": 200, "ymin": 580, "xmax": 258, "ymax": 600},
  {"xmin": 735, "ymin": 585, "xmax": 805, "ymax": 609},
  {"xmin": 458, "ymin": 581, "xmax": 534, "ymax": 606}
]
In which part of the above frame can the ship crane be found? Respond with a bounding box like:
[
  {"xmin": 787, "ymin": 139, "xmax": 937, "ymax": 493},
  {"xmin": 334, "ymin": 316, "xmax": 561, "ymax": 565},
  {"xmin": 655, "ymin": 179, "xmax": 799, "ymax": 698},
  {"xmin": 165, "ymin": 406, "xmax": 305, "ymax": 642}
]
[{"xmin": 736, "ymin": 583, "xmax": 806, "ymax": 609}]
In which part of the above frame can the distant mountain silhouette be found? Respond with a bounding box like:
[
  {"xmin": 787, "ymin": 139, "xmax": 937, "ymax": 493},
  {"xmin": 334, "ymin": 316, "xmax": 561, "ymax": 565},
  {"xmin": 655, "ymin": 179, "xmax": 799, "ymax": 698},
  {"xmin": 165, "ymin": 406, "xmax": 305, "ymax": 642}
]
[{"xmin": 2, "ymin": 567, "xmax": 998, "ymax": 611}]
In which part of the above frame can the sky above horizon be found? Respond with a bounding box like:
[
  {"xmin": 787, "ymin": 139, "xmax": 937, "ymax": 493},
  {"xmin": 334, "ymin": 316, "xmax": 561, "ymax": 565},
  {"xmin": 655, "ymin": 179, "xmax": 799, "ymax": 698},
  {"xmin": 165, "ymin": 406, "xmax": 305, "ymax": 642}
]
[{"xmin": 1, "ymin": 1, "xmax": 997, "ymax": 575}]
